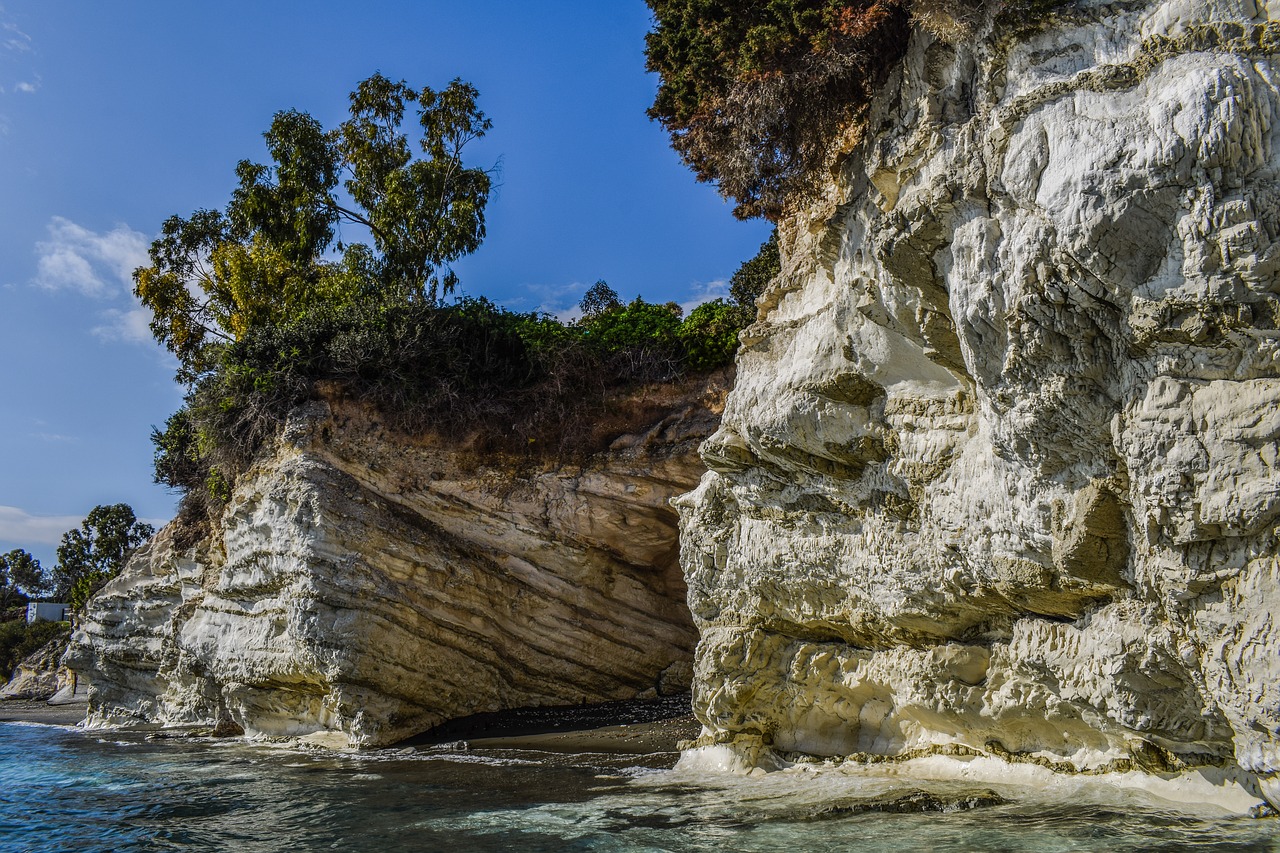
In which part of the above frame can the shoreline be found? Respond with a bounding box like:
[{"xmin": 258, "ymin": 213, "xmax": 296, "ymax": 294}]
[
  {"xmin": 0, "ymin": 698, "xmax": 89, "ymax": 727},
  {"xmin": 0, "ymin": 694, "xmax": 702, "ymax": 756}
]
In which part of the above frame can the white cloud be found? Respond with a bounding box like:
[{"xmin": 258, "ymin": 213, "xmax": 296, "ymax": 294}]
[
  {"xmin": 0, "ymin": 506, "xmax": 169, "ymax": 550},
  {"xmin": 678, "ymin": 279, "xmax": 730, "ymax": 315},
  {"xmin": 506, "ymin": 277, "xmax": 735, "ymax": 324},
  {"xmin": 501, "ymin": 280, "xmax": 589, "ymax": 322},
  {"xmin": 93, "ymin": 306, "xmax": 153, "ymax": 344},
  {"xmin": 0, "ymin": 506, "xmax": 82, "ymax": 546},
  {"xmin": 33, "ymin": 216, "xmax": 149, "ymax": 297},
  {"xmin": 14, "ymin": 79, "xmax": 36, "ymax": 93}
]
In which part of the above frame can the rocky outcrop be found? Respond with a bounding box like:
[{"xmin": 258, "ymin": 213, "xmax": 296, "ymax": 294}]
[
  {"xmin": 1, "ymin": 635, "xmax": 73, "ymax": 701},
  {"xmin": 676, "ymin": 0, "xmax": 1280, "ymax": 808},
  {"xmin": 68, "ymin": 375, "xmax": 727, "ymax": 746}
]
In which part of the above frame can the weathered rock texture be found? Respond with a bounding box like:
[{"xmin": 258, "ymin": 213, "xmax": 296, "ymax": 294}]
[
  {"xmin": 676, "ymin": 0, "xmax": 1280, "ymax": 807},
  {"xmin": 68, "ymin": 376, "xmax": 727, "ymax": 746},
  {"xmin": 1, "ymin": 635, "xmax": 73, "ymax": 701}
]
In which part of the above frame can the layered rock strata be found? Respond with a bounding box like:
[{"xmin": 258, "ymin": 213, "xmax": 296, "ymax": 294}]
[
  {"xmin": 676, "ymin": 0, "xmax": 1280, "ymax": 807},
  {"xmin": 68, "ymin": 377, "xmax": 726, "ymax": 746}
]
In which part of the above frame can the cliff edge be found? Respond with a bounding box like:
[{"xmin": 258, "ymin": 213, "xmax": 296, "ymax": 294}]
[{"xmin": 676, "ymin": 0, "xmax": 1280, "ymax": 808}]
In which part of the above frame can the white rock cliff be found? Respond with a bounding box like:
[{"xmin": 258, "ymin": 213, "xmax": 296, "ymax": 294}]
[
  {"xmin": 676, "ymin": 0, "xmax": 1280, "ymax": 808},
  {"xmin": 68, "ymin": 378, "xmax": 726, "ymax": 746}
]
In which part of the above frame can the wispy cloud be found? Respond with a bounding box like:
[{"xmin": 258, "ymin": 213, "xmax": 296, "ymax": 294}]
[
  {"xmin": 0, "ymin": 506, "xmax": 82, "ymax": 546},
  {"xmin": 679, "ymin": 279, "xmax": 730, "ymax": 315},
  {"xmin": 14, "ymin": 78, "xmax": 36, "ymax": 93},
  {"xmin": 1, "ymin": 16, "xmax": 31, "ymax": 54},
  {"xmin": 29, "ymin": 432, "xmax": 79, "ymax": 444},
  {"xmin": 504, "ymin": 277, "xmax": 733, "ymax": 324},
  {"xmin": 33, "ymin": 216, "xmax": 149, "ymax": 298},
  {"xmin": 0, "ymin": 505, "xmax": 169, "ymax": 550},
  {"xmin": 93, "ymin": 306, "xmax": 153, "ymax": 344},
  {"xmin": 30, "ymin": 216, "xmax": 163, "ymax": 349},
  {"xmin": 497, "ymin": 280, "xmax": 589, "ymax": 322}
]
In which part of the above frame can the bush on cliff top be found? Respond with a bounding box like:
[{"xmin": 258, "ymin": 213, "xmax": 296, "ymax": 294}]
[
  {"xmin": 645, "ymin": 0, "xmax": 1065, "ymax": 219},
  {"xmin": 152, "ymin": 286, "xmax": 758, "ymax": 528}
]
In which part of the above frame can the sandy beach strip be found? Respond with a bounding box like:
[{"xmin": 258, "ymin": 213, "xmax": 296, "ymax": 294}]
[{"xmin": 0, "ymin": 699, "xmax": 88, "ymax": 727}]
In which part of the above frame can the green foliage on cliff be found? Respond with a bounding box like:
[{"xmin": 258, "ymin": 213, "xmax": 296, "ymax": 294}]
[
  {"xmin": 136, "ymin": 74, "xmax": 771, "ymax": 535},
  {"xmin": 729, "ymin": 231, "xmax": 781, "ymax": 311},
  {"xmin": 0, "ymin": 619, "xmax": 69, "ymax": 682},
  {"xmin": 645, "ymin": 0, "xmax": 913, "ymax": 219},
  {"xmin": 152, "ymin": 287, "xmax": 756, "ymax": 523}
]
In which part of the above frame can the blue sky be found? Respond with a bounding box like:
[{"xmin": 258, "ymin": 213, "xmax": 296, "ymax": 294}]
[{"xmin": 0, "ymin": 1, "xmax": 770, "ymax": 569}]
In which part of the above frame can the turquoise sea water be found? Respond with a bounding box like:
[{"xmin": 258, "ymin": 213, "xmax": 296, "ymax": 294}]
[{"xmin": 3, "ymin": 721, "xmax": 1279, "ymax": 852}]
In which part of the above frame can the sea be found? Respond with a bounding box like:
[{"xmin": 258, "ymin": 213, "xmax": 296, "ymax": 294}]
[{"xmin": 2, "ymin": 721, "xmax": 1279, "ymax": 852}]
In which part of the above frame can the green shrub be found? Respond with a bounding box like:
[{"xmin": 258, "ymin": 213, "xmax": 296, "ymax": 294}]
[
  {"xmin": 0, "ymin": 619, "xmax": 70, "ymax": 682},
  {"xmin": 730, "ymin": 231, "xmax": 781, "ymax": 311},
  {"xmin": 679, "ymin": 300, "xmax": 745, "ymax": 372}
]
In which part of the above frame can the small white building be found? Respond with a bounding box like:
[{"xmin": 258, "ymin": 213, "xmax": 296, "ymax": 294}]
[{"xmin": 26, "ymin": 602, "xmax": 70, "ymax": 623}]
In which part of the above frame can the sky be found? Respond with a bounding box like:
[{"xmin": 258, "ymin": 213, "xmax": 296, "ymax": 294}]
[{"xmin": 0, "ymin": 1, "xmax": 771, "ymax": 569}]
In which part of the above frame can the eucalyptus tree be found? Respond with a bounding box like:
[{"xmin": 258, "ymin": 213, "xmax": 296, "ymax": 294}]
[{"xmin": 135, "ymin": 74, "xmax": 494, "ymax": 382}]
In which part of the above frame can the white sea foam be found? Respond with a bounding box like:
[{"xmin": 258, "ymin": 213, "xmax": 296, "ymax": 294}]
[{"xmin": 671, "ymin": 749, "xmax": 1265, "ymax": 816}]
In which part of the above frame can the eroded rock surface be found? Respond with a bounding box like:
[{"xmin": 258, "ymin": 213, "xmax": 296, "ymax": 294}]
[
  {"xmin": 1, "ymin": 635, "xmax": 73, "ymax": 701},
  {"xmin": 68, "ymin": 377, "xmax": 726, "ymax": 746},
  {"xmin": 676, "ymin": 0, "xmax": 1280, "ymax": 807}
]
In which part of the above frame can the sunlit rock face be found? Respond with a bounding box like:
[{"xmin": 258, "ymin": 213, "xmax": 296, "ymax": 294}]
[
  {"xmin": 67, "ymin": 377, "xmax": 726, "ymax": 746},
  {"xmin": 677, "ymin": 0, "xmax": 1280, "ymax": 804}
]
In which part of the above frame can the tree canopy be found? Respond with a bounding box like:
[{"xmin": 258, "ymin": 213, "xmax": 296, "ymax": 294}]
[
  {"xmin": 135, "ymin": 74, "xmax": 494, "ymax": 383},
  {"xmin": 53, "ymin": 504, "xmax": 154, "ymax": 609},
  {"xmin": 0, "ymin": 550, "xmax": 49, "ymax": 609},
  {"xmin": 579, "ymin": 280, "xmax": 623, "ymax": 320},
  {"xmin": 729, "ymin": 230, "xmax": 781, "ymax": 310}
]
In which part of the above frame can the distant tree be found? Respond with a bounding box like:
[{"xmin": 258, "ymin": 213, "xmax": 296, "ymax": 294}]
[
  {"xmin": 729, "ymin": 230, "xmax": 781, "ymax": 313},
  {"xmin": 52, "ymin": 504, "xmax": 155, "ymax": 607},
  {"xmin": 0, "ymin": 558, "xmax": 26, "ymax": 611},
  {"xmin": 135, "ymin": 73, "xmax": 495, "ymax": 383},
  {"xmin": 0, "ymin": 549, "xmax": 50, "ymax": 603},
  {"xmin": 579, "ymin": 280, "xmax": 622, "ymax": 320}
]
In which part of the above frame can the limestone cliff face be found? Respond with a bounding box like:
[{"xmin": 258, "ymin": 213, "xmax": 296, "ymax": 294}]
[
  {"xmin": 676, "ymin": 0, "xmax": 1280, "ymax": 805},
  {"xmin": 68, "ymin": 377, "xmax": 726, "ymax": 746}
]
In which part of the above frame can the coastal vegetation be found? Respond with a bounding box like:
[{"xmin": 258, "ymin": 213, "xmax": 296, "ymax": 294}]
[
  {"xmin": 137, "ymin": 74, "xmax": 773, "ymax": 535},
  {"xmin": 0, "ymin": 504, "xmax": 149, "ymax": 682},
  {"xmin": 0, "ymin": 619, "xmax": 69, "ymax": 682},
  {"xmin": 0, "ymin": 549, "xmax": 48, "ymax": 611},
  {"xmin": 645, "ymin": 0, "xmax": 914, "ymax": 218}
]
